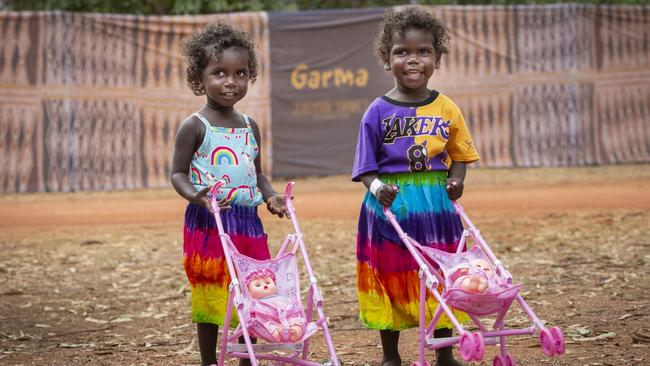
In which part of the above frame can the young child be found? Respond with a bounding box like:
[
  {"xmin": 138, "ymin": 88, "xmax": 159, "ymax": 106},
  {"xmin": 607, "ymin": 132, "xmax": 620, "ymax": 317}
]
[
  {"xmin": 170, "ymin": 22, "xmax": 288, "ymax": 366},
  {"xmin": 351, "ymin": 6, "xmax": 480, "ymax": 366}
]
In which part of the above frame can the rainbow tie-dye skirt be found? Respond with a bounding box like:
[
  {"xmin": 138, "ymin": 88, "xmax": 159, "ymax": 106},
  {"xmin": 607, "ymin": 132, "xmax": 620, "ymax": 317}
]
[
  {"xmin": 183, "ymin": 203, "xmax": 270, "ymax": 326},
  {"xmin": 356, "ymin": 171, "xmax": 469, "ymax": 330}
]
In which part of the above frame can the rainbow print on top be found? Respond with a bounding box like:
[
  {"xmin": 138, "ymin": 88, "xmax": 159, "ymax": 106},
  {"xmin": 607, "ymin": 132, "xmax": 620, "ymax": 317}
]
[
  {"xmin": 225, "ymin": 188, "xmax": 239, "ymax": 202},
  {"xmin": 190, "ymin": 167, "xmax": 202, "ymax": 185},
  {"xmin": 211, "ymin": 146, "xmax": 239, "ymax": 166},
  {"xmin": 221, "ymin": 174, "xmax": 231, "ymax": 185}
]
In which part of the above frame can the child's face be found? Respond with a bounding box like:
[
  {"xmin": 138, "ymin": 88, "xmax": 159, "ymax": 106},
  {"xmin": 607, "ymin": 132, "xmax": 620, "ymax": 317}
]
[
  {"xmin": 388, "ymin": 28, "xmax": 439, "ymax": 94},
  {"xmin": 248, "ymin": 275, "xmax": 277, "ymax": 299},
  {"xmin": 201, "ymin": 47, "xmax": 250, "ymax": 108}
]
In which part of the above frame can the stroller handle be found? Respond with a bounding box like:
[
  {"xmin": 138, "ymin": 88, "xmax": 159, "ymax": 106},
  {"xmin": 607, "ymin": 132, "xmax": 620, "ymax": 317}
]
[
  {"xmin": 284, "ymin": 181, "xmax": 296, "ymax": 212},
  {"xmin": 284, "ymin": 181, "xmax": 295, "ymax": 200},
  {"xmin": 209, "ymin": 180, "xmax": 225, "ymax": 212}
]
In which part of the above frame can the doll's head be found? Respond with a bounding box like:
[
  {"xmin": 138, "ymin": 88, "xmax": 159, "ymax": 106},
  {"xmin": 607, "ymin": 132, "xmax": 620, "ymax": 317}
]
[
  {"xmin": 472, "ymin": 259, "xmax": 494, "ymax": 277},
  {"xmin": 245, "ymin": 268, "xmax": 277, "ymax": 299}
]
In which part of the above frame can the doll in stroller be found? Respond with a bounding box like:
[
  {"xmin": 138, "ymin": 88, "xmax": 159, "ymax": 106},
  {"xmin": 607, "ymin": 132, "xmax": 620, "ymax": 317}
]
[
  {"xmin": 383, "ymin": 202, "xmax": 565, "ymax": 365},
  {"xmin": 207, "ymin": 180, "xmax": 339, "ymax": 366}
]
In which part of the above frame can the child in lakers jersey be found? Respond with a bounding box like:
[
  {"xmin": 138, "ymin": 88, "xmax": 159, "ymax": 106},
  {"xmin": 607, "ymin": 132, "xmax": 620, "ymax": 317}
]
[{"xmin": 352, "ymin": 6, "xmax": 480, "ymax": 366}]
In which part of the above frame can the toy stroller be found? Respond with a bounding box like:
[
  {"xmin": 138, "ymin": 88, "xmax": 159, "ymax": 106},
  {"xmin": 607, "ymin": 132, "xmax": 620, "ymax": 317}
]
[
  {"xmin": 383, "ymin": 201, "xmax": 565, "ymax": 366},
  {"xmin": 209, "ymin": 180, "xmax": 339, "ymax": 366}
]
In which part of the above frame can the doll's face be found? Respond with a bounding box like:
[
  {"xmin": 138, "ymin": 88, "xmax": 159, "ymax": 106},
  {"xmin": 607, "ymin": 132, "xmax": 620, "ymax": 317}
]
[
  {"xmin": 248, "ymin": 275, "xmax": 277, "ymax": 299},
  {"xmin": 472, "ymin": 259, "xmax": 493, "ymax": 277}
]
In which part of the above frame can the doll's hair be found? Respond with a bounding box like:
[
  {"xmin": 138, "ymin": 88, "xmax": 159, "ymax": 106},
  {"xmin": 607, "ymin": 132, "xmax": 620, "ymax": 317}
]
[
  {"xmin": 375, "ymin": 5, "xmax": 450, "ymax": 66},
  {"xmin": 181, "ymin": 22, "xmax": 259, "ymax": 96},
  {"xmin": 244, "ymin": 268, "xmax": 276, "ymax": 287}
]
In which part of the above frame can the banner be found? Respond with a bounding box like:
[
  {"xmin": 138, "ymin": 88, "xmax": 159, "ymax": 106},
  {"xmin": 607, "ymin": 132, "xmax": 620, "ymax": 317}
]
[{"xmin": 268, "ymin": 8, "xmax": 392, "ymax": 176}]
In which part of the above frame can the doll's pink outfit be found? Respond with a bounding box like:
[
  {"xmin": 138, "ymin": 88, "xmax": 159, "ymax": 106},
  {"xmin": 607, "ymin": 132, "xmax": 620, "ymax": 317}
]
[{"xmin": 249, "ymin": 295, "xmax": 306, "ymax": 342}]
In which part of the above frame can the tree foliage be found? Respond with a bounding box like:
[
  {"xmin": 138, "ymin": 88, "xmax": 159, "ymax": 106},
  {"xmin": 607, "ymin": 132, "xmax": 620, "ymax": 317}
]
[{"xmin": 9, "ymin": 0, "xmax": 649, "ymax": 15}]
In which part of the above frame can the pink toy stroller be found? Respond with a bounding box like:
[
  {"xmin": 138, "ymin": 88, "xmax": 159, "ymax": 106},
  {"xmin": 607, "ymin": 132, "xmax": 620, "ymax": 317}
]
[
  {"xmin": 209, "ymin": 180, "xmax": 339, "ymax": 366},
  {"xmin": 383, "ymin": 202, "xmax": 565, "ymax": 366}
]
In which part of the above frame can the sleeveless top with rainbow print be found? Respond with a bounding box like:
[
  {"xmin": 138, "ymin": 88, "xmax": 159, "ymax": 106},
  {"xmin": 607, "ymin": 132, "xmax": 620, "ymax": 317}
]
[{"xmin": 189, "ymin": 112, "xmax": 263, "ymax": 207}]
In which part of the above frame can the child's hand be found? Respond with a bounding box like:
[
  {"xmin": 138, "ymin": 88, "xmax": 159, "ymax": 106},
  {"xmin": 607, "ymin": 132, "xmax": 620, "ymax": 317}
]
[
  {"xmin": 192, "ymin": 186, "xmax": 230, "ymax": 213},
  {"xmin": 266, "ymin": 194, "xmax": 289, "ymax": 218},
  {"xmin": 446, "ymin": 178, "xmax": 464, "ymax": 201},
  {"xmin": 376, "ymin": 184, "xmax": 399, "ymax": 207}
]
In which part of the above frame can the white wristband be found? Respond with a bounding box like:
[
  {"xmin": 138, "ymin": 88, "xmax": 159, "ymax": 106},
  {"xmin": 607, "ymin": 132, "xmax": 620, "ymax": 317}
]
[{"xmin": 369, "ymin": 178, "xmax": 384, "ymax": 197}]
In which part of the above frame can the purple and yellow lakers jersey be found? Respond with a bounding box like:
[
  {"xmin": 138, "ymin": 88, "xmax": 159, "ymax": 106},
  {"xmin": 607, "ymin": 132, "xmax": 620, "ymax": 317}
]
[{"xmin": 352, "ymin": 90, "xmax": 479, "ymax": 181}]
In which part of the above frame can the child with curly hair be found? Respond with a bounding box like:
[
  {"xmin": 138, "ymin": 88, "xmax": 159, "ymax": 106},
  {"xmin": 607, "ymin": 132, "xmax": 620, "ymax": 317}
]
[
  {"xmin": 170, "ymin": 22, "xmax": 287, "ymax": 366},
  {"xmin": 352, "ymin": 6, "xmax": 480, "ymax": 366}
]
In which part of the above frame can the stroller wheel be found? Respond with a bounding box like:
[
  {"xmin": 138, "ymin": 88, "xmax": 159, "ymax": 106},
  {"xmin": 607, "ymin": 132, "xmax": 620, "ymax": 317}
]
[
  {"xmin": 459, "ymin": 333, "xmax": 474, "ymax": 361},
  {"xmin": 540, "ymin": 329, "xmax": 556, "ymax": 356},
  {"xmin": 493, "ymin": 355, "xmax": 505, "ymax": 366},
  {"xmin": 492, "ymin": 354, "xmax": 515, "ymax": 366},
  {"xmin": 550, "ymin": 326, "xmax": 565, "ymax": 355},
  {"xmin": 470, "ymin": 332, "xmax": 485, "ymax": 361}
]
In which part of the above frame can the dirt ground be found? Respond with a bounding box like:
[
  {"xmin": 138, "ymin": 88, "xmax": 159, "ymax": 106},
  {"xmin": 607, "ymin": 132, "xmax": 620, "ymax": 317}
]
[{"xmin": 1, "ymin": 165, "xmax": 649, "ymax": 366}]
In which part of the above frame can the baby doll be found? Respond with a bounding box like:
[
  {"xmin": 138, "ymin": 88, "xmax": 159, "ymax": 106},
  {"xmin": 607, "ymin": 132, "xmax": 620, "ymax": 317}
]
[
  {"xmin": 450, "ymin": 259, "xmax": 498, "ymax": 293},
  {"xmin": 245, "ymin": 269, "xmax": 305, "ymax": 343}
]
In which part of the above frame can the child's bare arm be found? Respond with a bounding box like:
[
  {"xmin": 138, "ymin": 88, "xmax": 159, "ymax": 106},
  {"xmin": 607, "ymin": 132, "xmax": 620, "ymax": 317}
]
[
  {"xmin": 446, "ymin": 160, "xmax": 467, "ymax": 200},
  {"xmin": 170, "ymin": 117, "xmax": 202, "ymax": 200},
  {"xmin": 170, "ymin": 117, "xmax": 227, "ymax": 211}
]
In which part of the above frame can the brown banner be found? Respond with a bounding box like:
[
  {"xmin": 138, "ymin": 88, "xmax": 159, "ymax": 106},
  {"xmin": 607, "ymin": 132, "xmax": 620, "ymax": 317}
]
[{"xmin": 268, "ymin": 8, "xmax": 392, "ymax": 176}]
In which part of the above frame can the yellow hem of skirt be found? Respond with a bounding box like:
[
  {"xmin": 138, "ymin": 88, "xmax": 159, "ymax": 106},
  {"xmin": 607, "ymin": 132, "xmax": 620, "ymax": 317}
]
[
  {"xmin": 358, "ymin": 290, "xmax": 470, "ymax": 331},
  {"xmin": 190, "ymin": 283, "xmax": 240, "ymax": 327}
]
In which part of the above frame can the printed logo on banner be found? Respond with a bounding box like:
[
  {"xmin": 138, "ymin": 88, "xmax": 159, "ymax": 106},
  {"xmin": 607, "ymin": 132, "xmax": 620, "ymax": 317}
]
[{"xmin": 290, "ymin": 63, "xmax": 369, "ymax": 90}]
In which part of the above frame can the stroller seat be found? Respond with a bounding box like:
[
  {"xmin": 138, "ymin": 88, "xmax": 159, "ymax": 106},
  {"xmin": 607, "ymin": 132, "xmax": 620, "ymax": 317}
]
[
  {"xmin": 421, "ymin": 246, "xmax": 523, "ymax": 317},
  {"xmin": 230, "ymin": 249, "xmax": 319, "ymax": 344},
  {"xmin": 207, "ymin": 180, "xmax": 339, "ymax": 366}
]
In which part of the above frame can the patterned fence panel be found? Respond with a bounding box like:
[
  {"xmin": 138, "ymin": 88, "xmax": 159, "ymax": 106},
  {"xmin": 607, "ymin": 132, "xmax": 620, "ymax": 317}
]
[
  {"xmin": 428, "ymin": 7, "xmax": 518, "ymax": 168},
  {"xmin": 452, "ymin": 90, "xmax": 514, "ymax": 168},
  {"xmin": 512, "ymin": 83, "xmax": 597, "ymax": 167},
  {"xmin": 42, "ymin": 99, "xmax": 139, "ymax": 191},
  {"xmin": 0, "ymin": 11, "xmax": 271, "ymax": 192},
  {"xmin": 0, "ymin": 12, "xmax": 41, "ymax": 193},
  {"xmin": 0, "ymin": 103, "xmax": 40, "ymax": 193},
  {"xmin": 596, "ymin": 80, "xmax": 650, "ymax": 164},
  {"xmin": 596, "ymin": 6, "xmax": 650, "ymax": 71}
]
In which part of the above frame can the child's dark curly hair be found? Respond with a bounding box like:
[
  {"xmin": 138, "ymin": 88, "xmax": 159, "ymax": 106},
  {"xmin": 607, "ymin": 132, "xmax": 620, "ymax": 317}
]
[
  {"xmin": 181, "ymin": 22, "xmax": 259, "ymax": 96},
  {"xmin": 375, "ymin": 6, "xmax": 451, "ymax": 66}
]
